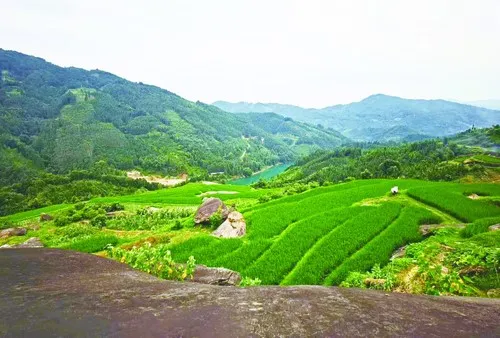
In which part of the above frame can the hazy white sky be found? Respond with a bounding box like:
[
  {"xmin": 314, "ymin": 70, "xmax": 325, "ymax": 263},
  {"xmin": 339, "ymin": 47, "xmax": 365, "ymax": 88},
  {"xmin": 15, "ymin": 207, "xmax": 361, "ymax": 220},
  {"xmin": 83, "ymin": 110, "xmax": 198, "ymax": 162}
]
[{"xmin": 1, "ymin": 0, "xmax": 499, "ymax": 107}]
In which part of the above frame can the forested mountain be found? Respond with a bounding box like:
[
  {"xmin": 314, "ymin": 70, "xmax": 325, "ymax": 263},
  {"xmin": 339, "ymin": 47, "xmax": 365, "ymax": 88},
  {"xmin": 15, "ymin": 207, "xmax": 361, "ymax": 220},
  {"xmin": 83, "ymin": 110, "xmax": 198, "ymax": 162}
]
[
  {"xmin": 0, "ymin": 49, "xmax": 346, "ymax": 178},
  {"xmin": 214, "ymin": 95, "xmax": 500, "ymax": 142},
  {"xmin": 0, "ymin": 49, "xmax": 346, "ymax": 215}
]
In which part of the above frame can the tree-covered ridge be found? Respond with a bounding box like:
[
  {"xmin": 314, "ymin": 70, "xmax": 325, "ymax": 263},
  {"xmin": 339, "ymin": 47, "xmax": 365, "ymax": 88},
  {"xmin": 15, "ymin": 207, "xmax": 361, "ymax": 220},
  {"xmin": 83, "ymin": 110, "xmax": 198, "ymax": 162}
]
[
  {"xmin": 214, "ymin": 94, "xmax": 500, "ymax": 142},
  {"xmin": 262, "ymin": 127, "xmax": 500, "ymax": 187},
  {"xmin": 0, "ymin": 49, "xmax": 346, "ymax": 177},
  {"xmin": 0, "ymin": 49, "xmax": 348, "ymax": 216}
]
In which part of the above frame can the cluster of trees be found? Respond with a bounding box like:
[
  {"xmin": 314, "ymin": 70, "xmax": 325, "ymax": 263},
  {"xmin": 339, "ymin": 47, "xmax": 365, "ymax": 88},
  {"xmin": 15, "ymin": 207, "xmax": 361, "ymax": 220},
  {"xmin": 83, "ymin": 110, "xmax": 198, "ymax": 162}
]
[
  {"xmin": 0, "ymin": 161, "xmax": 159, "ymax": 216},
  {"xmin": 264, "ymin": 138, "xmax": 492, "ymax": 187}
]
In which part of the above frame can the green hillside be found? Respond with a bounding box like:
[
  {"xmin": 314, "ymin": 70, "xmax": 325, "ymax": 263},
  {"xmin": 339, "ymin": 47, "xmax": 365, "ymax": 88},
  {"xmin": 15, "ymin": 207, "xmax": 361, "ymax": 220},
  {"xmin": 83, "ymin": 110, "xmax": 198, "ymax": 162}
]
[
  {"xmin": 214, "ymin": 94, "xmax": 500, "ymax": 142},
  {"xmin": 262, "ymin": 127, "xmax": 500, "ymax": 187},
  {"xmin": 0, "ymin": 49, "xmax": 346, "ymax": 216},
  {"xmin": 2, "ymin": 179, "xmax": 498, "ymax": 296}
]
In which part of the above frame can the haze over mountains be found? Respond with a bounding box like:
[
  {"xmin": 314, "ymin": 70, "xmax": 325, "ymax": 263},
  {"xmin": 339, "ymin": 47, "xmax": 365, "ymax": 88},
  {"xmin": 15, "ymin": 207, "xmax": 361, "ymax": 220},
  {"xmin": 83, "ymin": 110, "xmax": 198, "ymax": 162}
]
[{"xmin": 214, "ymin": 95, "xmax": 500, "ymax": 142}]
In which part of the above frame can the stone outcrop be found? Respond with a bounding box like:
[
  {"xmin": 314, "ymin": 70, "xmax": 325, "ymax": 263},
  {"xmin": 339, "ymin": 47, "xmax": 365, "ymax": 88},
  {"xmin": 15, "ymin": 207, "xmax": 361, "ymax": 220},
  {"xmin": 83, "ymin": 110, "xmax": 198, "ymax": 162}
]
[
  {"xmin": 191, "ymin": 265, "xmax": 241, "ymax": 286},
  {"xmin": 390, "ymin": 245, "xmax": 407, "ymax": 260},
  {"xmin": 419, "ymin": 223, "xmax": 465, "ymax": 236},
  {"xmin": 0, "ymin": 237, "xmax": 44, "ymax": 249},
  {"xmin": 0, "ymin": 249, "xmax": 499, "ymax": 337},
  {"xmin": 488, "ymin": 224, "xmax": 500, "ymax": 232},
  {"xmin": 40, "ymin": 213, "xmax": 53, "ymax": 221},
  {"xmin": 194, "ymin": 198, "xmax": 229, "ymax": 224},
  {"xmin": 212, "ymin": 211, "xmax": 246, "ymax": 238},
  {"xmin": 0, "ymin": 227, "xmax": 27, "ymax": 239}
]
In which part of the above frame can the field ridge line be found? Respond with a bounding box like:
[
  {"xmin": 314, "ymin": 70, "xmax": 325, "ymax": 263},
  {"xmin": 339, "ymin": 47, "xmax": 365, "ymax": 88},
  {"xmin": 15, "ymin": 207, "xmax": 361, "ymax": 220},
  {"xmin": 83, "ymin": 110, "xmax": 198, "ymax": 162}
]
[
  {"xmin": 404, "ymin": 193, "xmax": 461, "ymax": 224},
  {"xmin": 244, "ymin": 209, "xmax": 342, "ymax": 274},
  {"xmin": 322, "ymin": 207, "xmax": 406, "ymax": 285},
  {"xmin": 279, "ymin": 214, "xmax": 358, "ymax": 285},
  {"xmin": 319, "ymin": 207, "xmax": 402, "ymax": 285}
]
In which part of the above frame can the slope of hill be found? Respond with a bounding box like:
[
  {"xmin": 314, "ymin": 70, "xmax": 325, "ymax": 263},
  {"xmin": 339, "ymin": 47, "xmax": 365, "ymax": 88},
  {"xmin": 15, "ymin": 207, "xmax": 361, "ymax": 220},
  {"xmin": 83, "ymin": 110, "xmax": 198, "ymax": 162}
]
[
  {"xmin": 0, "ymin": 49, "xmax": 347, "ymax": 215},
  {"xmin": 0, "ymin": 49, "xmax": 346, "ymax": 178},
  {"xmin": 214, "ymin": 95, "xmax": 500, "ymax": 142}
]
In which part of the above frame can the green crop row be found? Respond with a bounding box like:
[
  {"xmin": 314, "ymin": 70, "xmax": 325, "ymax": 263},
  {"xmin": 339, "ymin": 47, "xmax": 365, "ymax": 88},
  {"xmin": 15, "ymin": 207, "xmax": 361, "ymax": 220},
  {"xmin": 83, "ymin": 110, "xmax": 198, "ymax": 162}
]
[
  {"xmin": 281, "ymin": 203, "xmax": 402, "ymax": 285},
  {"xmin": 407, "ymin": 183, "xmax": 500, "ymax": 222},
  {"xmin": 243, "ymin": 207, "xmax": 360, "ymax": 284},
  {"xmin": 324, "ymin": 206, "xmax": 440, "ymax": 285},
  {"xmin": 210, "ymin": 239, "xmax": 272, "ymax": 272}
]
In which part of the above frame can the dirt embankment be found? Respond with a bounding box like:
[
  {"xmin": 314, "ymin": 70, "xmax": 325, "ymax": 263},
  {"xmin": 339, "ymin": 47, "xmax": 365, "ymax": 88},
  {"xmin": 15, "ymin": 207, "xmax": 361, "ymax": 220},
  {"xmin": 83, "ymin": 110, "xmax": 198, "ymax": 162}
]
[{"xmin": 127, "ymin": 170, "xmax": 187, "ymax": 186}]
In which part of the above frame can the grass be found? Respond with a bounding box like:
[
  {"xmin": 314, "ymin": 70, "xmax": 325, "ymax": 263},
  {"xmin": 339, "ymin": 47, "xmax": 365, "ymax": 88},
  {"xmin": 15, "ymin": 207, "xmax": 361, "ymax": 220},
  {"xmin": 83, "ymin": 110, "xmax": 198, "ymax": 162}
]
[
  {"xmin": 3, "ymin": 179, "xmax": 499, "ymax": 288},
  {"xmin": 1, "ymin": 204, "xmax": 71, "ymax": 225},
  {"xmin": 243, "ymin": 207, "xmax": 358, "ymax": 284},
  {"xmin": 281, "ymin": 203, "xmax": 402, "ymax": 285},
  {"xmin": 59, "ymin": 234, "xmax": 119, "ymax": 253},
  {"xmin": 323, "ymin": 206, "xmax": 440, "ymax": 285},
  {"xmin": 407, "ymin": 183, "xmax": 500, "ymax": 222}
]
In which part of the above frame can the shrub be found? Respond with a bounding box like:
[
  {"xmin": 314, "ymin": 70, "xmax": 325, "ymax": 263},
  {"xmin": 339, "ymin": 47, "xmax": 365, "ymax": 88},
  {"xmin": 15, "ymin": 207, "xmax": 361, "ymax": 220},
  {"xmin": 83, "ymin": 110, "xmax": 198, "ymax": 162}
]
[
  {"xmin": 240, "ymin": 277, "xmax": 262, "ymax": 287},
  {"xmin": 90, "ymin": 215, "xmax": 107, "ymax": 228},
  {"xmin": 53, "ymin": 215, "xmax": 71, "ymax": 227},
  {"xmin": 107, "ymin": 243, "xmax": 196, "ymax": 281}
]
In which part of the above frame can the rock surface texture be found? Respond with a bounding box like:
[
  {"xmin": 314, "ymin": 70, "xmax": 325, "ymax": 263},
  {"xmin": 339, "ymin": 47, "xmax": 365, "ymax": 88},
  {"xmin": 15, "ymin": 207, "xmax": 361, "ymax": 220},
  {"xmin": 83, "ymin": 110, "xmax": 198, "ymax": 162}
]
[
  {"xmin": 212, "ymin": 211, "xmax": 246, "ymax": 238},
  {"xmin": 194, "ymin": 197, "xmax": 229, "ymax": 224},
  {"xmin": 0, "ymin": 249, "xmax": 499, "ymax": 337},
  {"xmin": 0, "ymin": 227, "xmax": 27, "ymax": 238},
  {"xmin": 191, "ymin": 265, "xmax": 242, "ymax": 286}
]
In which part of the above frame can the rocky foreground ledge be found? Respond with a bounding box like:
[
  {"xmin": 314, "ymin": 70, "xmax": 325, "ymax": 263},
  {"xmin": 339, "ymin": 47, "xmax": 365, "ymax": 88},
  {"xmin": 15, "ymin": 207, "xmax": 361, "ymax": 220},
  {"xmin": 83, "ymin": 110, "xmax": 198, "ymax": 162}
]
[{"xmin": 0, "ymin": 249, "xmax": 499, "ymax": 337}]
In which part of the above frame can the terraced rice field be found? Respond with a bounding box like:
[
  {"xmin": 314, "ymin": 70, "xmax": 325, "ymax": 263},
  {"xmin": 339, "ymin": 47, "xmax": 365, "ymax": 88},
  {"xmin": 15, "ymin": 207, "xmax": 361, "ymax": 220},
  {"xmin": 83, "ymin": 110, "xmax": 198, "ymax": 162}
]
[
  {"xmin": 3, "ymin": 179, "xmax": 499, "ymax": 286},
  {"xmin": 167, "ymin": 179, "xmax": 500, "ymax": 285}
]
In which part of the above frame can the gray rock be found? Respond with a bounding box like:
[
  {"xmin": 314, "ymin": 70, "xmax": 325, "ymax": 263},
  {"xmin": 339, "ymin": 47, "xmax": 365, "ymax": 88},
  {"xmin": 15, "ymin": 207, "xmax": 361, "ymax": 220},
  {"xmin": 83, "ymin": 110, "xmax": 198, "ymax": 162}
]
[
  {"xmin": 390, "ymin": 245, "xmax": 407, "ymax": 260},
  {"xmin": 0, "ymin": 249, "xmax": 499, "ymax": 337},
  {"xmin": 40, "ymin": 213, "xmax": 53, "ymax": 221},
  {"xmin": 0, "ymin": 227, "xmax": 27, "ymax": 239},
  {"xmin": 0, "ymin": 238, "xmax": 44, "ymax": 249},
  {"xmin": 194, "ymin": 198, "xmax": 229, "ymax": 224},
  {"xmin": 16, "ymin": 237, "xmax": 44, "ymax": 248},
  {"xmin": 191, "ymin": 265, "xmax": 241, "ymax": 286},
  {"xmin": 419, "ymin": 223, "xmax": 465, "ymax": 236},
  {"xmin": 212, "ymin": 211, "xmax": 246, "ymax": 238},
  {"xmin": 488, "ymin": 224, "xmax": 500, "ymax": 232}
]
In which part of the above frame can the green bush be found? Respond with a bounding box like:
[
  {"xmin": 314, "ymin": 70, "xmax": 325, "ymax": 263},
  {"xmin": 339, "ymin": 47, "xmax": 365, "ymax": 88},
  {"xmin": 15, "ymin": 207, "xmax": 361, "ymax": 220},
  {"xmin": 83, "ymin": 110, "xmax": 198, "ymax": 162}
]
[
  {"xmin": 107, "ymin": 243, "xmax": 196, "ymax": 281},
  {"xmin": 90, "ymin": 215, "xmax": 107, "ymax": 228},
  {"xmin": 240, "ymin": 277, "xmax": 262, "ymax": 287}
]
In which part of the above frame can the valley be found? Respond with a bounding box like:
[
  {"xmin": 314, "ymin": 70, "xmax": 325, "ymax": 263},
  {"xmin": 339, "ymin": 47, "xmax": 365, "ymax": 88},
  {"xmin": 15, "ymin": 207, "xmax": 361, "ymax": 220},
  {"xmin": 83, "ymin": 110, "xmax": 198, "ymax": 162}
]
[{"xmin": 0, "ymin": 49, "xmax": 499, "ymax": 301}]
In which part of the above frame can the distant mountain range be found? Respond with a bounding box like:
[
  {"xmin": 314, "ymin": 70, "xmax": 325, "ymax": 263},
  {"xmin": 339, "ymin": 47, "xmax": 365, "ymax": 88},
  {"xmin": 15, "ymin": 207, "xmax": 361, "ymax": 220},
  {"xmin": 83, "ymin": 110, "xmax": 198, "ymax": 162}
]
[{"xmin": 214, "ymin": 95, "xmax": 500, "ymax": 142}]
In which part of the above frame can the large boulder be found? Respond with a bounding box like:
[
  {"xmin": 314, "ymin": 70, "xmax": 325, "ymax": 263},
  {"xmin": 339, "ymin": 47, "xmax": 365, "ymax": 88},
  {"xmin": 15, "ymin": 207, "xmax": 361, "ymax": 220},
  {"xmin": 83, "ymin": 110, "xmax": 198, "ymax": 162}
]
[
  {"xmin": 191, "ymin": 265, "xmax": 241, "ymax": 286},
  {"xmin": 212, "ymin": 211, "xmax": 246, "ymax": 238},
  {"xmin": 0, "ymin": 227, "xmax": 27, "ymax": 239},
  {"xmin": 194, "ymin": 198, "xmax": 229, "ymax": 224}
]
